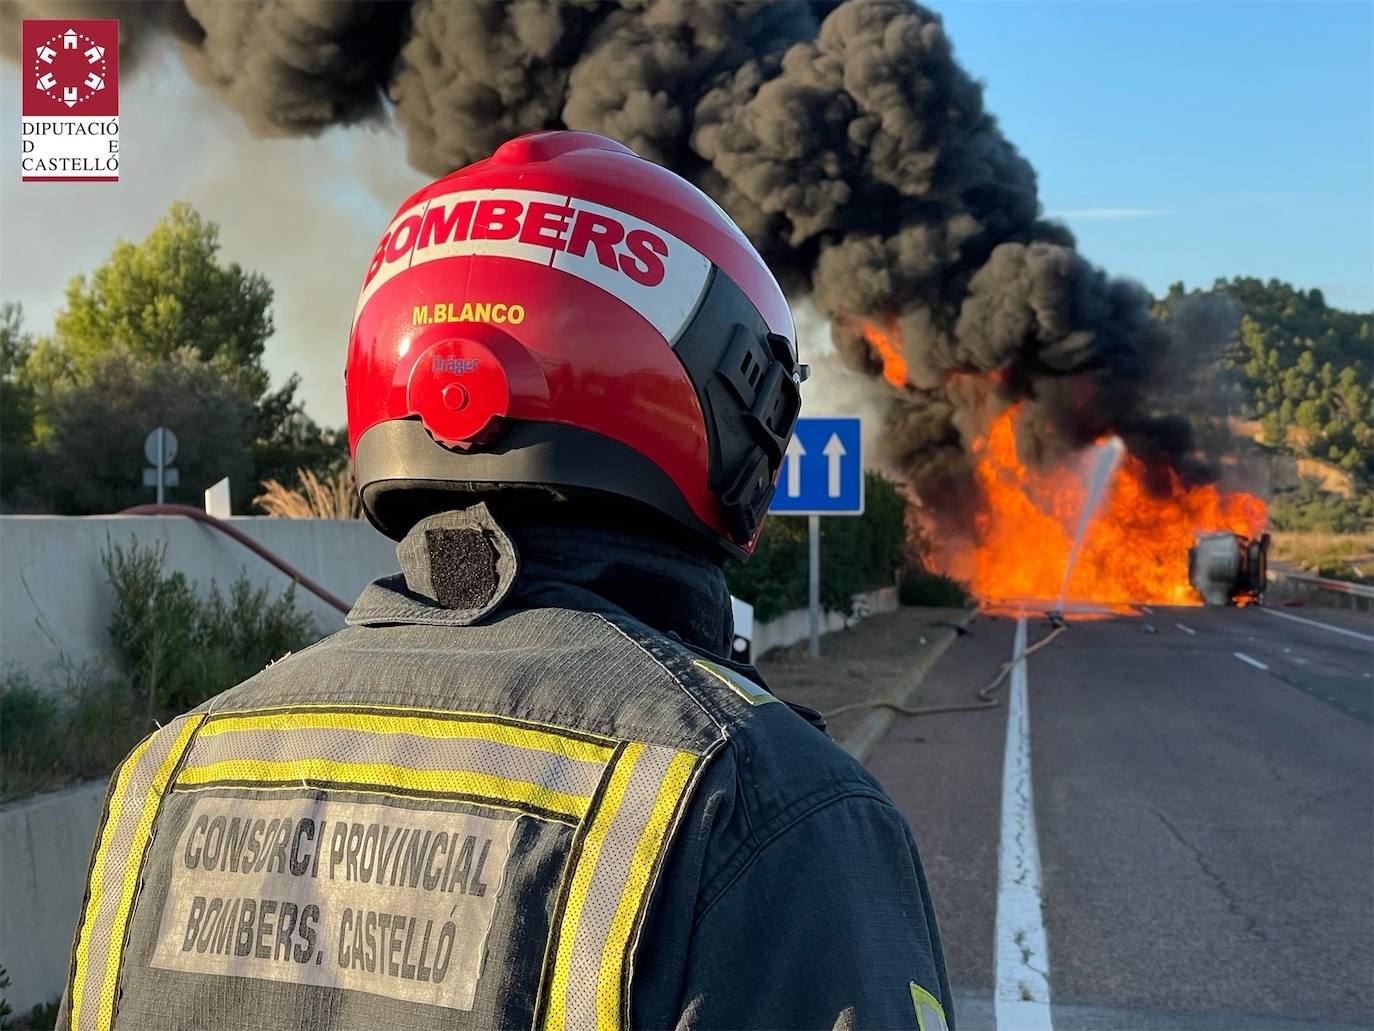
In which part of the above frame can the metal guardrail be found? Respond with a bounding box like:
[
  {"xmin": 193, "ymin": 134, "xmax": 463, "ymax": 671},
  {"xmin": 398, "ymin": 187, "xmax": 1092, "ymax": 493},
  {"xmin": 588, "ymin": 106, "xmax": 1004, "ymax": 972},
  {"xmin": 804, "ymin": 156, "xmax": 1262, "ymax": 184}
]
[{"xmin": 1268, "ymin": 568, "xmax": 1374, "ymax": 600}]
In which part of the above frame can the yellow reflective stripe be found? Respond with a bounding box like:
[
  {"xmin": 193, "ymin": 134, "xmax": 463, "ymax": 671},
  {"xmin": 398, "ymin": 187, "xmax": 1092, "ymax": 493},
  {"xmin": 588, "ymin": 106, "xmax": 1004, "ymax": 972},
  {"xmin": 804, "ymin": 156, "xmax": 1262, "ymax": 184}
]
[
  {"xmin": 693, "ymin": 659, "xmax": 776, "ymax": 706},
  {"xmin": 543, "ymin": 742, "xmax": 642, "ymax": 1031},
  {"xmin": 95, "ymin": 715, "xmax": 201, "ymax": 1029},
  {"xmin": 911, "ymin": 982, "xmax": 949, "ymax": 1031},
  {"xmin": 594, "ymin": 750, "xmax": 697, "ymax": 1030},
  {"xmin": 199, "ymin": 709, "xmax": 613, "ymax": 765},
  {"xmin": 68, "ymin": 733, "xmax": 155, "ymax": 1030},
  {"xmin": 176, "ymin": 757, "xmax": 593, "ymax": 821}
]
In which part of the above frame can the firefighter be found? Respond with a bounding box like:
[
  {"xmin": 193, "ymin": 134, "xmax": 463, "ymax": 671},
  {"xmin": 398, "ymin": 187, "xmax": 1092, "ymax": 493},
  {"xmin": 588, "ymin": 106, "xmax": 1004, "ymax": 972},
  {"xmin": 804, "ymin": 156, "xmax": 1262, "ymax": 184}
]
[{"xmin": 61, "ymin": 131, "xmax": 951, "ymax": 1031}]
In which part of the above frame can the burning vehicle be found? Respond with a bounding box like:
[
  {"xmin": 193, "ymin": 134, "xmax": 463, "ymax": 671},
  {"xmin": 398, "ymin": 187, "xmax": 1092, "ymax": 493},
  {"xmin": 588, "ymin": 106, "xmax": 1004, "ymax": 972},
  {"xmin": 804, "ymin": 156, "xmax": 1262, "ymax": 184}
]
[{"xmin": 1189, "ymin": 531, "xmax": 1270, "ymax": 607}]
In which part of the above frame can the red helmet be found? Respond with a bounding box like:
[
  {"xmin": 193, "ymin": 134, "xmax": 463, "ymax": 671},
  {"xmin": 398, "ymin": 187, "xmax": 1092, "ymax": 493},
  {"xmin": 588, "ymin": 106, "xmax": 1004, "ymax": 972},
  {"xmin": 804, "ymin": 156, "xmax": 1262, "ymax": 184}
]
[{"xmin": 346, "ymin": 130, "xmax": 804, "ymax": 559}]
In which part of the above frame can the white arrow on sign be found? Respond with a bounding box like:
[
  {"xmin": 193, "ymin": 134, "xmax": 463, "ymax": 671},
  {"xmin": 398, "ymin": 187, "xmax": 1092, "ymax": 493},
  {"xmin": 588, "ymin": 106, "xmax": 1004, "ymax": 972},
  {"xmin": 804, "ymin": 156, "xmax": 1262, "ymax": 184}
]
[
  {"xmin": 785, "ymin": 435, "xmax": 806, "ymax": 498},
  {"xmin": 823, "ymin": 432, "xmax": 847, "ymax": 498}
]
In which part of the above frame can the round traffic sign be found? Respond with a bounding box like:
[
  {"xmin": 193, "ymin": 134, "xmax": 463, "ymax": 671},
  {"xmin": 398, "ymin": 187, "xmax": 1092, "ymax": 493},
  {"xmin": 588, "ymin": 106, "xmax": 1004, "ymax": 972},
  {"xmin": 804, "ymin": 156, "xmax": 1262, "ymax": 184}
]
[{"xmin": 143, "ymin": 426, "xmax": 178, "ymax": 465}]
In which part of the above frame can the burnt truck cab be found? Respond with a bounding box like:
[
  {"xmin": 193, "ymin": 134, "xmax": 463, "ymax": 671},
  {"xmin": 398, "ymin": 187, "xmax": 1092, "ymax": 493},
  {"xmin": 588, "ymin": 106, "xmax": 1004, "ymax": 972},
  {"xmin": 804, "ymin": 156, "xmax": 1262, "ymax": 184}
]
[{"xmin": 1188, "ymin": 531, "xmax": 1270, "ymax": 606}]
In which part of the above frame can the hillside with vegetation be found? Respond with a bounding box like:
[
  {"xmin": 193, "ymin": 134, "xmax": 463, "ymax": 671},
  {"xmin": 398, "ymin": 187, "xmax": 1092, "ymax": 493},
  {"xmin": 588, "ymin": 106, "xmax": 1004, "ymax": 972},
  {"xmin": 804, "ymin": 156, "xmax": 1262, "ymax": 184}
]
[{"xmin": 1163, "ymin": 277, "xmax": 1372, "ymax": 537}]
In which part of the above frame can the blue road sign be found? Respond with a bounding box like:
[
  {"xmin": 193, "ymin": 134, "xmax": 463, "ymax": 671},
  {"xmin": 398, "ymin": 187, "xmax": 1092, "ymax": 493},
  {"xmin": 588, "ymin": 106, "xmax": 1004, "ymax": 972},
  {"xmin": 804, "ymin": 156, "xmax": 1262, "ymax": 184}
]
[{"xmin": 770, "ymin": 416, "xmax": 864, "ymax": 515}]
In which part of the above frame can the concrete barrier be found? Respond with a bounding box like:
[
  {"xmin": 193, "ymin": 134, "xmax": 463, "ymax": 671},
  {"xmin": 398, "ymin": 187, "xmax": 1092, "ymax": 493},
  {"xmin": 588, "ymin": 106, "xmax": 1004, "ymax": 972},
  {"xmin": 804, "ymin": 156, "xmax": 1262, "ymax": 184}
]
[
  {"xmin": 0, "ymin": 779, "xmax": 107, "ymax": 1013},
  {"xmin": 752, "ymin": 585, "xmax": 898, "ymax": 658},
  {"xmin": 0, "ymin": 515, "xmax": 399, "ymax": 691}
]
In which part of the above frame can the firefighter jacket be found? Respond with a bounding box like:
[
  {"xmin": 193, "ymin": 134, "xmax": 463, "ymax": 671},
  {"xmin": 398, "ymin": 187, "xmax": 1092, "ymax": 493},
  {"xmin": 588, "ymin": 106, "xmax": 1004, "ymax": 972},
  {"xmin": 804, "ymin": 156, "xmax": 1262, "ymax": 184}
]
[{"xmin": 60, "ymin": 505, "xmax": 952, "ymax": 1031}]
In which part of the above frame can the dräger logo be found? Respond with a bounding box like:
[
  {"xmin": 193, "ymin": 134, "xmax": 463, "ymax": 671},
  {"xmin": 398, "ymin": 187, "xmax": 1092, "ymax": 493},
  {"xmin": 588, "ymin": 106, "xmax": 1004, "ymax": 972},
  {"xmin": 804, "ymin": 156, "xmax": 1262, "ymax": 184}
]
[
  {"xmin": 353, "ymin": 189, "xmax": 713, "ymax": 346},
  {"xmin": 431, "ymin": 357, "xmax": 480, "ymax": 374}
]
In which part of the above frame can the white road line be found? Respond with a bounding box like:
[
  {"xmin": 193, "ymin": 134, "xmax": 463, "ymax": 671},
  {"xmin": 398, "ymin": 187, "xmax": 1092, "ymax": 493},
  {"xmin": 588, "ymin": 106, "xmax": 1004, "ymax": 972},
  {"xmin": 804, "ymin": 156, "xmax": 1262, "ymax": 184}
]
[
  {"xmin": 1259, "ymin": 606, "xmax": 1374, "ymax": 643},
  {"xmin": 1175, "ymin": 623, "xmax": 1196, "ymax": 635},
  {"xmin": 995, "ymin": 616, "xmax": 1054, "ymax": 1031},
  {"xmin": 1234, "ymin": 651, "xmax": 1269, "ymax": 671}
]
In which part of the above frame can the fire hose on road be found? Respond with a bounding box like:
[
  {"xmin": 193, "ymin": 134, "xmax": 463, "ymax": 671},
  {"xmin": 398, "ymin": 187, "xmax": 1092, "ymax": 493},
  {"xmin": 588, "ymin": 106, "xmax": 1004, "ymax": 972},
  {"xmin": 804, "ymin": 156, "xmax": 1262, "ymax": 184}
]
[{"xmin": 824, "ymin": 617, "xmax": 1070, "ymax": 722}]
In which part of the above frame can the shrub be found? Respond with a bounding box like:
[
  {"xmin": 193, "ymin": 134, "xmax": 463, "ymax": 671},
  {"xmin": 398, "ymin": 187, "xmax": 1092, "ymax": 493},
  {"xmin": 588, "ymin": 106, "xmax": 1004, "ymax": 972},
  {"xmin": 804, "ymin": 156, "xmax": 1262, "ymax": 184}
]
[
  {"xmin": 102, "ymin": 540, "xmax": 316, "ymax": 717},
  {"xmin": 898, "ymin": 570, "xmax": 970, "ymax": 608},
  {"xmin": 726, "ymin": 471, "xmax": 910, "ymax": 621},
  {"xmin": 0, "ymin": 667, "xmax": 135, "ymax": 801},
  {"xmin": 1267, "ymin": 478, "xmax": 1373, "ymax": 534},
  {"xmin": 2, "ymin": 542, "xmax": 319, "ymax": 800}
]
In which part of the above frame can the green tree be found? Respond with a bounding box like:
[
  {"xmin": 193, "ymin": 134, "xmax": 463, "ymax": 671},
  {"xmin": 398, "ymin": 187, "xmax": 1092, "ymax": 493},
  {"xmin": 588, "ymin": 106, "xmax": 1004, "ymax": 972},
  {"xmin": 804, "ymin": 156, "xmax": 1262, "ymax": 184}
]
[
  {"xmin": 53, "ymin": 203, "xmax": 273, "ymax": 391},
  {"xmin": 725, "ymin": 472, "xmax": 912, "ymax": 620},
  {"xmin": 0, "ymin": 303, "xmax": 37, "ymax": 506},
  {"xmin": 8, "ymin": 203, "xmax": 346, "ymax": 513},
  {"xmin": 26, "ymin": 347, "xmax": 257, "ymax": 515}
]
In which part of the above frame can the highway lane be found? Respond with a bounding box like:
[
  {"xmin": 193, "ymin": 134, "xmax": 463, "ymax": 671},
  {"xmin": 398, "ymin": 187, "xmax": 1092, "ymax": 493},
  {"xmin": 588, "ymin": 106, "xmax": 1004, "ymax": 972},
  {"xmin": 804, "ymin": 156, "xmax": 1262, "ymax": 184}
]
[{"xmin": 865, "ymin": 604, "xmax": 1373, "ymax": 1030}]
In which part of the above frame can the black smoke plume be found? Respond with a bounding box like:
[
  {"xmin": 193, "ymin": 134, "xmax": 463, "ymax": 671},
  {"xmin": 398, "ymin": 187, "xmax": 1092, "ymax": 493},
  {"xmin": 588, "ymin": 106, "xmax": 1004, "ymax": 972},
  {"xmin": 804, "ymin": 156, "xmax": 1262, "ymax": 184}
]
[{"xmin": 4, "ymin": 0, "xmax": 1212, "ymax": 529}]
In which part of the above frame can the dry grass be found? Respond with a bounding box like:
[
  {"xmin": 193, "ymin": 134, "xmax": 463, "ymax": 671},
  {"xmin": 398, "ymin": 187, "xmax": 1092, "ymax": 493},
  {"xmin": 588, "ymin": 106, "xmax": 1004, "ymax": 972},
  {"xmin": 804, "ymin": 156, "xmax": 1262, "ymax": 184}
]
[
  {"xmin": 1269, "ymin": 531, "xmax": 1374, "ymax": 579},
  {"xmin": 254, "ymin": 467, "xmax": 361, "ymax": 520}
]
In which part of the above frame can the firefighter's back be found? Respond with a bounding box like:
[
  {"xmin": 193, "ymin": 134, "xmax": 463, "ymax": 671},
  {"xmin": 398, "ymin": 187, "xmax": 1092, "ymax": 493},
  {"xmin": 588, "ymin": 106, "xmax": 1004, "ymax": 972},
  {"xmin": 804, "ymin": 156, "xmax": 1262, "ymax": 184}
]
[{"xmin": 65, "ymin": 589, "xmax": 736, "ymax": 1031}]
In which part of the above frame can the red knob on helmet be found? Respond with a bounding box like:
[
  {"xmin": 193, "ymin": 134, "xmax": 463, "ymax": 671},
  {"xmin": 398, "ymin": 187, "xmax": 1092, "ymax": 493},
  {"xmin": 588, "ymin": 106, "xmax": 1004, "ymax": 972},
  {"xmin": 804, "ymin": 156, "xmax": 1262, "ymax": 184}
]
[{"xmin": 346, "ymin": 130, "xmax": 804, "ymax": 558}]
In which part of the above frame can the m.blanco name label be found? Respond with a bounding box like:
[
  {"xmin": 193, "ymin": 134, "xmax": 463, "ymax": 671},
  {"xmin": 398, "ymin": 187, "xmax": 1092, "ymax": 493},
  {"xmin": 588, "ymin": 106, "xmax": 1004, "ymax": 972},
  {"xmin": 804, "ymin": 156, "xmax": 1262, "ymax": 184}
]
[{"xmin": 151, "ymin": 796, "xmax": 516, "ymax": 1011}]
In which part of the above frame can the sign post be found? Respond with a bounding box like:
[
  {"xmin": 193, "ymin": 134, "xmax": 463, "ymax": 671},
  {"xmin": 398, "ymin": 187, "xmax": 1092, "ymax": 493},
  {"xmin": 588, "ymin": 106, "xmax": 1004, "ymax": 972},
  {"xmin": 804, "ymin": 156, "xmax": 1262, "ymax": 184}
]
[
  {"xmin": 808, "ymin": 515, "xmax": 821, "ymax": 656},
  {"xmin": 769, "ymin": 417, "xmax": 864, "ymax": 657},
  {"xmin": 143, "ymin": 426, "xmax": 178, "ymax": 504}
]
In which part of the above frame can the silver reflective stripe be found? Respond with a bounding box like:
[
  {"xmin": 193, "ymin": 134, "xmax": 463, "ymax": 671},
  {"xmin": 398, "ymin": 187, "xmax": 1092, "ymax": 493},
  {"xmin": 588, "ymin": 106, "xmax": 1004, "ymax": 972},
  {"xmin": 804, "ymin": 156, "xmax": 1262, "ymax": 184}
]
[
  {"xmin": 68, "ymin": 714, "xmax": 203, "ymax": 1031},
  {"xmin": 541, "ymin": 743, "xmax": 703, "ymax": 1031},
  {"xmin": 186, "ymin": 725, "xmax": 606, "ymax": 801},
  {"xmin": 693, "ymin": 659, "xmax": 777, "ymax": 706},
  {"xmin": 173, "ymin": 708, "xmax": 617, "ymax": 824},
  {"xmin": 561, "ymin": 746, "xmax": 675, "ymax": 1030}
]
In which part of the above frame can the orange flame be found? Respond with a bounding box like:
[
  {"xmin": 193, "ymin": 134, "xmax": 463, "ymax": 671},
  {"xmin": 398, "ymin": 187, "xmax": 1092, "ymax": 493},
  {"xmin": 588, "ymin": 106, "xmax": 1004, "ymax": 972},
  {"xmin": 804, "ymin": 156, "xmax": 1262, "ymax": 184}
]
[
  {"xmin": 861, "ymin": 321, "xmax": 908, "ymax": 388},
  {"xmin": 931, "ymin": 408, "xmax": 1268, "ymax": 606}
]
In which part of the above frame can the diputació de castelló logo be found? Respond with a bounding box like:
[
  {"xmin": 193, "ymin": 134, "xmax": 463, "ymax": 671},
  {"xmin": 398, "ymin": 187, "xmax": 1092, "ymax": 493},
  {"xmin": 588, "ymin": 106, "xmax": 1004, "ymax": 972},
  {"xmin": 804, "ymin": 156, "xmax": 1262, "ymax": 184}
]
[{"xmin": 21, "ymin": 19, "xmax": 119, "ymax": 182}]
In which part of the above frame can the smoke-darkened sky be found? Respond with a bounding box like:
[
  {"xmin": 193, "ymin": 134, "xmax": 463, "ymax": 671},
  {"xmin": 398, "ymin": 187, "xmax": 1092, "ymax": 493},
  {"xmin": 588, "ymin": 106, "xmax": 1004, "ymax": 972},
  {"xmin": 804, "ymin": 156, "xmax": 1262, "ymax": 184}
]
[{"xmin": 2, "ymin": 0, "xmax": 1367, "ymax": 440}]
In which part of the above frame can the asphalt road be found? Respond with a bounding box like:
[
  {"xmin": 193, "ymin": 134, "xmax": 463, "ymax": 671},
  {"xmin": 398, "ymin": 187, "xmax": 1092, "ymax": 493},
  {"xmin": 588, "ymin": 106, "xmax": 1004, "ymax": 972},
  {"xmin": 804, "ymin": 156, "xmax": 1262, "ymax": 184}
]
[{"xmin": 867, "ymin": 603, "xmax": 1374, "ymax": 1031}]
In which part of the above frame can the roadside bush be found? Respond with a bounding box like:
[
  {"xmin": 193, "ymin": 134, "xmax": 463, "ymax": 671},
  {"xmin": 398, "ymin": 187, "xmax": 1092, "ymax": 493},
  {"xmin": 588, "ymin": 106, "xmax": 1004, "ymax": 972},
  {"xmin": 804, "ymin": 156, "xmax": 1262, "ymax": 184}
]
[
  {"xmin": 1268, "ymin": 478, "xmax": 1373, "ymax": 534},
  {"xmin": 103, "ymin": 540, "xmax": 316, "ymax": 716},
  {"xmin": 727, "ymin": 472, "xmax": 910, "ymax": 621},
  {"xmin": 1, "ymin": 542, "xmax": 318, "ymax": 800},
  {"xmin": 898, "ymin": 570, "xmax": 970, "ymax": 608},
  {"xmin": 0, "ymin": 668, "xmax": 135, "ymax": 800}
]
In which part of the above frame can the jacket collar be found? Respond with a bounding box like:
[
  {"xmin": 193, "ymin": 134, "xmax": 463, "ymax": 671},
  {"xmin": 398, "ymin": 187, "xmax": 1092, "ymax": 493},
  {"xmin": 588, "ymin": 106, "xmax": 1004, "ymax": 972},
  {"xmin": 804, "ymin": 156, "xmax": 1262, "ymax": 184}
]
[{"xmin": 348, "ymin": 505, "xmax": 734, "ymax": 657}]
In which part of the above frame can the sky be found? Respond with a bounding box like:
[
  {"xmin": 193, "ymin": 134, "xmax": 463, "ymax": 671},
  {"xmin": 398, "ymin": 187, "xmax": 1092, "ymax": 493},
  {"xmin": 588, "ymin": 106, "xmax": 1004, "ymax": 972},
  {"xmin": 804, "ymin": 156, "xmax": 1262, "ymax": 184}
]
[
  {"xmin": 1, "ymin": 1, "xmax": 1369, "ymax": 428},
  {"xmin": 937, "ymin": 1, "xmax": 1374, "ymax": 308}
]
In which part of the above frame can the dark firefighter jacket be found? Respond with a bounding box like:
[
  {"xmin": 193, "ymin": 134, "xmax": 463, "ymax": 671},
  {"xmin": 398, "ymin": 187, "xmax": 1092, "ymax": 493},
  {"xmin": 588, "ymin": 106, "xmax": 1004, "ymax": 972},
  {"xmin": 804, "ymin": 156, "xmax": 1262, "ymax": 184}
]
[{"xmin": 60, "ymin": 505, "xmax": 951, "ymax": 1031}]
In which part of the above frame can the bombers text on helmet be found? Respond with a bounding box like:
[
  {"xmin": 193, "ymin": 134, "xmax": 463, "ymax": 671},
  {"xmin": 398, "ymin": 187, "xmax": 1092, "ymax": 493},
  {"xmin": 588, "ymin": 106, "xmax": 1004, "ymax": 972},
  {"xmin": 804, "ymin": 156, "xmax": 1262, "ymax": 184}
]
[{"xmin": 346, "ymin": 131, "xmax": 805, "ymax": 558}]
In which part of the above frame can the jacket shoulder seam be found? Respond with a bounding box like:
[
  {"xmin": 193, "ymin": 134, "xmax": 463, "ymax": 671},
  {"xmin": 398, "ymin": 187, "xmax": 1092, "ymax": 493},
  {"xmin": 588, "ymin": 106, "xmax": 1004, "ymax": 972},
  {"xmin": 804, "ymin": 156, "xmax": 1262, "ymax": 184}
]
[{"xmin": 591, "ymin": 613, "xmax": 730, "ymax": 735}]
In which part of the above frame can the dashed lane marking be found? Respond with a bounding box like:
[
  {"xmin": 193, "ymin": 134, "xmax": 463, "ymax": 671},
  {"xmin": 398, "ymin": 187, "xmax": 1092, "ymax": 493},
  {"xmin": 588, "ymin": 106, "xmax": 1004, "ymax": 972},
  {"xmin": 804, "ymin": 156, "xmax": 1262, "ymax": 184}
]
[
  {"xmin": 1233, "ymin": 652, "xmax": 1269, "ymax": 671},
  {"xmin": 1259, "ymin": 606, "xmax": 1374, "ymax": 644},
  {"xmin": 1175, "ymin": 623, "xmax": 1196, "ymax": 635},
  {"xmin": 995, "ymin": 616, "xmax": 1054, "ymax": 1031}
]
